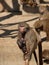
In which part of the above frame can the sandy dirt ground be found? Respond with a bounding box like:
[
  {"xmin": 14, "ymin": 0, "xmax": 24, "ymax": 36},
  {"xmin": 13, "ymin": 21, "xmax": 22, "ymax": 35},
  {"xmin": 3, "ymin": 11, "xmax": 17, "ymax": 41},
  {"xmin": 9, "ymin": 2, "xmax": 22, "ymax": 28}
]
[{"xmin": 0, "ymin": 12, "xmax": 49, "ymax": 65}]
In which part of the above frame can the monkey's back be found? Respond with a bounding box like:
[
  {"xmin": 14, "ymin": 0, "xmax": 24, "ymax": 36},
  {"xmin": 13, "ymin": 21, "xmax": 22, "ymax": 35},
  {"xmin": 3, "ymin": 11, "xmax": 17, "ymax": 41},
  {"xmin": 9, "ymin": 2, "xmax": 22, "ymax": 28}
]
[
  {"xmin": 25, "ymin": 28, "xmax": 37, "ymax": 52},
  {"xmin": 43, "ymin": 19, "xmax": 49, "ymax": 40},
  {"xmin": 34, "ymin": 19, "xmax": 49, "ymax": 40}
]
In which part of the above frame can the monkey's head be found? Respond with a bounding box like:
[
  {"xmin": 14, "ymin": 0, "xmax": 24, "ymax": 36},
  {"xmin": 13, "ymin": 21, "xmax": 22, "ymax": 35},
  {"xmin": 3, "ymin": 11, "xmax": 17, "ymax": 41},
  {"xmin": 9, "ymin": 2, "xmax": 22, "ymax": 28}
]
[
  {"xmin": 20, "ymin": 0, "xmax": 37, "ymax": 7},
  {"xmin": 18, "ymin": 22, "xmax": 30, "ymax": 33}
]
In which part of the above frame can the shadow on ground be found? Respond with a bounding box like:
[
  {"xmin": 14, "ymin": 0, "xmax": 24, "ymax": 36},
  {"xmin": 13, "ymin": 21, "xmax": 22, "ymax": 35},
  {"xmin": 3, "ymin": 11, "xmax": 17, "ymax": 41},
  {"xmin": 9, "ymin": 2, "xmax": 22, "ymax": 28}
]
[
  {"xmin": 44, "ymin": 59, "xmax": 49, "ymax": 64},
  {"xmin": 0, "ymin": 29, "xmax": 18, "ymax": 38},
  {"xmin": 22, "ymin": 4, "xmax": 49, "ymax": 14},
  {"xmin": 0, "ymin": 0, "xmax": 20, "ymax": 12},
  {"xmin": 23, "ymin": 5, "xmax": 39, "ymax": 14},
  {"xmin": 0, "ymin": 12, "xmax": 22, "ymax": 22}
]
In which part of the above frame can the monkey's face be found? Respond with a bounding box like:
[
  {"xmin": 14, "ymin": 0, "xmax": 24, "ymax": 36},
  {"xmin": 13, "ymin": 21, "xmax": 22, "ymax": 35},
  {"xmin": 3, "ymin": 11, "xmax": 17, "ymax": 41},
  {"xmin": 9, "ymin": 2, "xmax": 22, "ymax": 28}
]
[{"xmin": 19, "ymin": 27, "xmax": 26, "ymax": 33}]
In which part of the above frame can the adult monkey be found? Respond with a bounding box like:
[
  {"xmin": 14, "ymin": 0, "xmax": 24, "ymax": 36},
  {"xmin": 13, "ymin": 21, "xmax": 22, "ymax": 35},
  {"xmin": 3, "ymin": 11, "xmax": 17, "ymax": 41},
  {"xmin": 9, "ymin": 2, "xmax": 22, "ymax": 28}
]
[
  {"xmin": 33, "ymin": 6, "xmax": 49, "ymax": 62},
  {"xmin": 34, "ymin": 6, "xmax": 49, "ymax": 40},
  {"xmin": 33, "ymin": 17, "xmax": 49, "ymax": 65},
  {"xmin": 17, "ymin": 22, "xmax": 39, "ymax": 65}
]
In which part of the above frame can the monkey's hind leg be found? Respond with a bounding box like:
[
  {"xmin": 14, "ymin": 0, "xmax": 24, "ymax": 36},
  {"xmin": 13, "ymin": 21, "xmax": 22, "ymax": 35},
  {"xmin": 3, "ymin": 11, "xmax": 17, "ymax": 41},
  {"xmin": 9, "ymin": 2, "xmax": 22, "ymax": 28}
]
[{"xmin": 33, "ymin": 51, "xmax": 38, "ymax": 65}]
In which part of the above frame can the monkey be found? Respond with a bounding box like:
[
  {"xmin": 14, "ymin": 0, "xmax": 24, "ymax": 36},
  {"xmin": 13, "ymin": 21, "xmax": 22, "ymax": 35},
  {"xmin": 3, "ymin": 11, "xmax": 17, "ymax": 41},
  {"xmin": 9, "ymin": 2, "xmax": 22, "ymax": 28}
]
[
  {"xmin": 39, "ymin": 6, "xmax": 49, "ymax": 20},
  {"xmin": 17, "ymin": 22, "xmax": 30, "ymax": 53},
  {"xmin": 34, "ymin": 6, "xmax": 49, "ymax": 40},
  {"xmin": 17, "ymin": 22, "xmax": 39, "ymax": 65},
  {"xmin": 33, "ymin": 6, "xmax": 49, "ymax": 60},
  {"xmin": 33, "ymin": 19, "xmax": 49, "ymax": 61},
  {"xmin": 20, "ymin": 0, "xmax": 37, "ymax": 7},
  {"xmin": 28, "ymin": 0, "xmax": 37, "ymax": 7}
]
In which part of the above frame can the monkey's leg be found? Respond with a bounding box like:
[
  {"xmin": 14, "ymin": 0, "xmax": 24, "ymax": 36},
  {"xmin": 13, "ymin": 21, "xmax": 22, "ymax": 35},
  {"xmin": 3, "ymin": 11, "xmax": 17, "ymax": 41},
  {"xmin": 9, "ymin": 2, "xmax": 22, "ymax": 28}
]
[
  {"xmin": 24, "ymin": 59, "xmax": 29, "ymax": 65},
  {"xmin": 38, "ymin": 42, "xmax": 43, "ymax": 65},
  {"xmin": 33, "ymin": 51, "xmax": 38, "ymax": 65}
]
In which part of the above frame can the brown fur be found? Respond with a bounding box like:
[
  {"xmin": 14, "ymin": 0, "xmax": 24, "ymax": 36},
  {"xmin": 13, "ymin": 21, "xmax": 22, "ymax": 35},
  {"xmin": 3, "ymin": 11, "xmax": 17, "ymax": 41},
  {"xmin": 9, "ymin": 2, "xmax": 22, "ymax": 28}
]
[
  {"xmin": 34, "ymin": 19, "xmax": 49, "ymax": 40},
  {"xmin": 17, "ymin": 22, "xmax": 38, "ymax": 62},
  {"xmin": 42, "ymin": 50, "xmax": 49, "ymax": 59},
  {"xmin": 20, "ymin": 0, "xmax": 37, "ymax": 6},
  {"xmin": 34, "ymin": 7, "xmax": 49, "ymax": 40}
]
